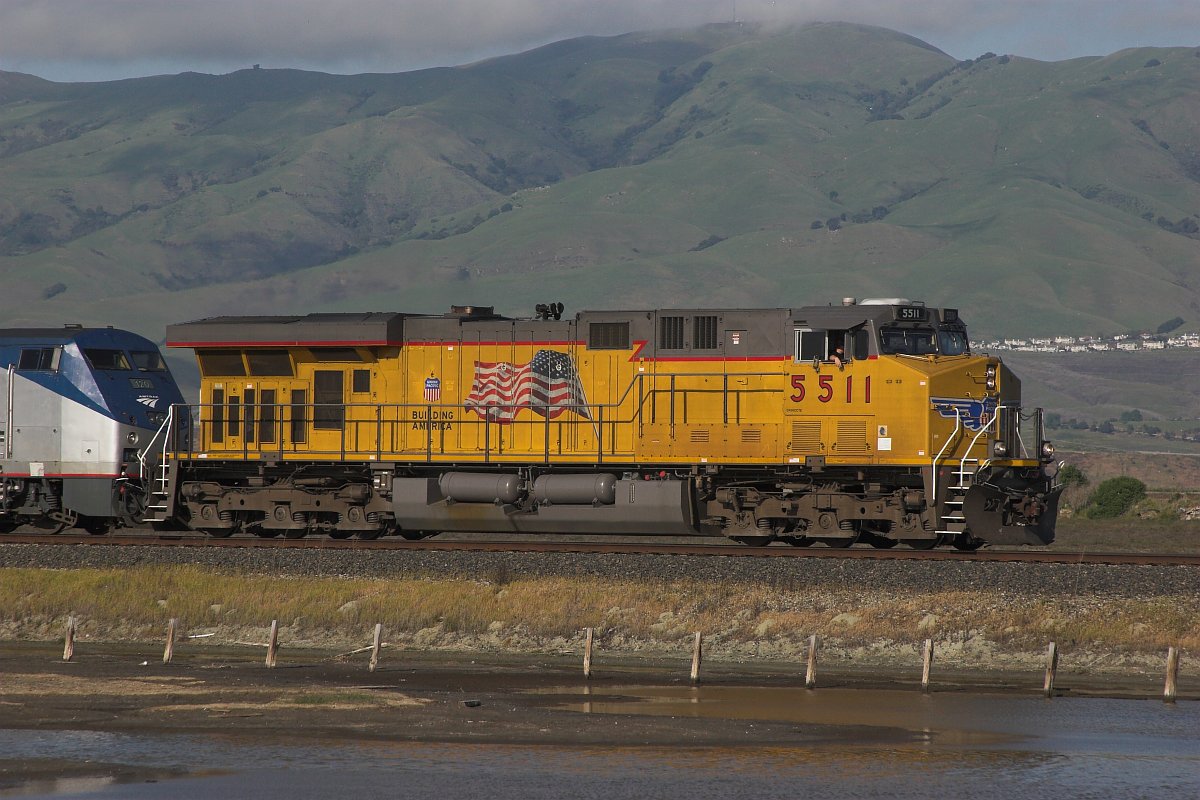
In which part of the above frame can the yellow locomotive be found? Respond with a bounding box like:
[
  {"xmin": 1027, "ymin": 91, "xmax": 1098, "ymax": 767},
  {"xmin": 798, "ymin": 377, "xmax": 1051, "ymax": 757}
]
[{"xmin": 149, "ymin": 299, "xmax": 1061, "ymax": 549}]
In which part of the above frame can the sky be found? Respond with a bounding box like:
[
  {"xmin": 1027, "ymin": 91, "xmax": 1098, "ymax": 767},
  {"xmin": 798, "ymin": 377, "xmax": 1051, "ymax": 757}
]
[{"xmin": 1, "ymin": 0, "xmax": 1198, "ymax": 83}]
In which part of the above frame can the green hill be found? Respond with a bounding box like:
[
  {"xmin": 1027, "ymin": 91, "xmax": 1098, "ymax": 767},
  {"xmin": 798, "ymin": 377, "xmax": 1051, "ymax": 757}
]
[{"xmin": 2, "ymin": 21, "xmax": 1199, "ymax": 352}]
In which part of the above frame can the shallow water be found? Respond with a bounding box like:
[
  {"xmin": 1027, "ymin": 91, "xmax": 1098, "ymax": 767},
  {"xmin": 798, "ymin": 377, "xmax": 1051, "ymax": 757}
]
[{"xmin": 2, "ymin": 687, "xmax": 1196, "ymax": 799}]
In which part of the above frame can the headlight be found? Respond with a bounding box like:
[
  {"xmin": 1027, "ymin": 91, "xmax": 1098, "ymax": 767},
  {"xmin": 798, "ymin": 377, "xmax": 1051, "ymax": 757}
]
[
  {"xmin": 985, "ymin": 365, "xmax": 997, "ymax": 390},
  {"xmin": 127, "ymin": 431, "xmax": 139, "ymax": 445},
  {"xmin": 1041, "ymin": 441, "xmax": 1056, "ymax": 461},
  {"xmin": 993, "ymin": 440, "xmax": 1008, "ymax": 457}
]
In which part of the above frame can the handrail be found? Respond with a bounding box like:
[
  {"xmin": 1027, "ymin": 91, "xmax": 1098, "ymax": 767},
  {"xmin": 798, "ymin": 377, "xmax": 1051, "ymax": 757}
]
[
  {"xmin": 4, "ymin": 365, "xmax": 13, "ymax": 460},
  {"xmin": 138, "ymin": 404, "xmax": 175, "ymax": 478},
  {"xmin": 930, "ymin": 407, "xmax": 962, "ymax": 506},
  {"xmin": 960, "ymin": 405, "xmax": 1004, "ymax": 484}
]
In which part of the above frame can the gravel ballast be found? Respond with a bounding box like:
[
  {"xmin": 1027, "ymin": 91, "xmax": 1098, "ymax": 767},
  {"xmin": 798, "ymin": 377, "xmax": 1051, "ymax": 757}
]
[{"xmin": 0, "ymin": 542, "xmax": 1195, "ymax": 599}]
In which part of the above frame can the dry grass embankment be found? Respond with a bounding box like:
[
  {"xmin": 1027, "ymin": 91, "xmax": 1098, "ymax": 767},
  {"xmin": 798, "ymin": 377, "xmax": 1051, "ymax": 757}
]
[{"xmin": 2, "ymin": 565, "xmax": 1194, "ymax": 675}]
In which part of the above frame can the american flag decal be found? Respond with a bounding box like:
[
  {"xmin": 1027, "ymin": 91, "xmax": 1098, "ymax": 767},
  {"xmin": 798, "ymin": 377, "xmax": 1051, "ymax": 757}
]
[{"xmin": 465, "ymin": 350, "xmax": 591, "ymax": 423}]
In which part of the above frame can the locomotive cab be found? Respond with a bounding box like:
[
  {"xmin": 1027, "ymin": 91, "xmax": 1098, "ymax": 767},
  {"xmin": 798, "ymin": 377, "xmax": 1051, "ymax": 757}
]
[
  {"xmin": 783, "ymin": 299, "xmax": 1060, "ymax": 548},
  {"xmin": 0, "ymin": 326, "xmax": 185, "ymax": 533}
]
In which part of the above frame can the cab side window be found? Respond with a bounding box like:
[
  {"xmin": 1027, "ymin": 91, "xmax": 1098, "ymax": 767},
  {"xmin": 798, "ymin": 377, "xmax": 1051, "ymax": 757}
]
[
  {"xmin": 795, "ymin": 329, "xmax": 827, "ymax": 361},
  {"xmin": 853, "ymin": 328, "xmax": 871, "ymax": 360},
  {"xmin": 18, "ymin": 348, "xmax": 60, "ymax": 371}
]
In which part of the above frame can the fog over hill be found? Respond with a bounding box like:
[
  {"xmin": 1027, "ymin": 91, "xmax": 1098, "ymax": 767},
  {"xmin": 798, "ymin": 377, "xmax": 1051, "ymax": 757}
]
[{"xmin": 2, "ymin": 20, "xmax": 1199, "ymax": 353}]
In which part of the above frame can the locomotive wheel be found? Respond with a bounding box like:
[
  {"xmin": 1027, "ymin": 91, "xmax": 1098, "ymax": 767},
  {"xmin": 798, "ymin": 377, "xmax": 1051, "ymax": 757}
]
[
  {"xmin": 83, "ymin": 520, "xmax": 111, "ymax": 536},
  {"xmin": 0, "ymin": 521, "xmax": 17, "ymax": 534},
  {"xmin": 254, "ymin": 530, "xmax": 282, "ymax": 538},
  {"xmin": 815, "ymin": 532, "xmax": 859, "ymax": 548},
  {"xmin": 328, "ymin": 531, "xmax": 353, "ymax": 540},
  {"xmin": 952, "ymin": 532, "xmax": 984, "ymax": 552},
  {"xmin": 47, "ymin": 509, "xmax": 78, "ymax": 534},
  {"xmin": 283, "ymin": 528, "xmax": 308, "ymax": 539},
  {"xmin": 783, "ymin": 536, "xmax": 813, "ymax": 547},
  {"xmin": 866, "ymin": 535, "xmax": 898, "ymax": 549},
  {"xmin": 203, "ymin": 528, "xmax": 235, "ymax": 538},
  {"xmin": 356, "ymin": 529, "xmax": 384, "ymax": 540},
  {"xmin": 732, "ymin": 535, "xmax": 774, "ymax": 547},
  {"xmin": 399, "ymin": 530, "xmax": 437, "ymax": 541},
  {"xmin": 903, "ymin": 536, "xmax": 944, "ymax": 550}
]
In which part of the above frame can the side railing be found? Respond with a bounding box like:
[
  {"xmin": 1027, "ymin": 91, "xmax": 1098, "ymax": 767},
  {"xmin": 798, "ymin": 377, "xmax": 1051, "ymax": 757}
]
[
  {"xmin": 930, "ymin": 408, "xmax": 962, "ymax": 507},
  {"xmin": 138, "ymin": 405, "xmax": 175, "ymax": 479},
  {"xmin": 165, "ymin": 369, "xmax": 791, "ymax": 463}
]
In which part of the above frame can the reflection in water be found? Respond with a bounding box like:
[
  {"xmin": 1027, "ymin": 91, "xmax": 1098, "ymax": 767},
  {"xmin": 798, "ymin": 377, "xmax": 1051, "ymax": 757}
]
[
  {"xmin": 0, "ymin": 776, "xmax": 114, "ymax": 798},
  {"xmin": 0, "ymin": 690, "xmax": 1196, "ymax": 799}
]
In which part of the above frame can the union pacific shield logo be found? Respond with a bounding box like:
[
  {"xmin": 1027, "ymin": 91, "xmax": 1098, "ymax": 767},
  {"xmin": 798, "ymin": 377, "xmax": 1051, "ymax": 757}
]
[{"xmin": 931, "ymin": 397, "xmax": 997, "ymax": 432}]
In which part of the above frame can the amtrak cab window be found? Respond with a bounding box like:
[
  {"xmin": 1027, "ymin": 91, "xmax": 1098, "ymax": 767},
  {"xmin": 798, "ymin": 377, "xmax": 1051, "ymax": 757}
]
[
  {"xmin": 795, "ymin": 329, "xmax": 827, "ymax": 361},
  {"xmin": 17, "ymin": 347, "xmax": 60, "ymax": 371},
  {"xmin": 83, "ymin": 348, "xmax": 132, "ymax": 370},
  {"xmin": 131, "ymin": 350, "xmax": 167, "ymax": 371}
]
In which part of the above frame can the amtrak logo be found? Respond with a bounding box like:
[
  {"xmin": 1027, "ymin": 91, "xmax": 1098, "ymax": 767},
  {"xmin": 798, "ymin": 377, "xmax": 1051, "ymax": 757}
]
[
  {"xmin": 931, "ymin": 397, "xmax": 997, "ymax": 431},
  {"xmin": 136, "ymin": 395, "xmax": 160, "ymax": 409}
]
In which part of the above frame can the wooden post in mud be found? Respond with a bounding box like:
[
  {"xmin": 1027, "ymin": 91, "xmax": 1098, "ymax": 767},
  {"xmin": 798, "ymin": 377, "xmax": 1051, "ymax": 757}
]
[
  {"xmin": 805, "ymin": 634, "xmax": 819, "ymax": 689},
  {"xmin": 921, "ymin": 638, "xmax": 934, "ymax": 692},
  {"xmin": 62, "ymin": 615, "xmax": 76, "ymax": 662},
  {"xmin": 690, "ymin": 631, "xmax": 703, "ymax": 684},
  {"xmin": 266, "ymin": 620, "xmax": 279, "ymax": 668},
  {"xmin": 1043, "ymin": 641, "xmax": 1058, "ymax": 698},
  {"xmin": 583, "ymin": 627, "xmax": 594, "ymax": 680},
  {"xmin": 369, "ymin": 623, "xmax": 383, "ymax": 673},
  {"xmin": 163, "ymin": 618, "xmax": 178, "ymax": 664},
  {"xmin": 1164, "ymin": 647, "xmax": 1179, "ymax": 703}
]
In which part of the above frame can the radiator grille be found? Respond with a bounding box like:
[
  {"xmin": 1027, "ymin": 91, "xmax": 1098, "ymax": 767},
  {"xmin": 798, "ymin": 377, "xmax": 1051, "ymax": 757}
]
[
  {"xmin": 741, "ymin": 428, "xmax": 762, "ymax": 443},
  {"xmin": 690, "ymin": 429, "xmax": 710, "ymax": 443},
  {"xmin": 836, "ymin": 419, "xmax": 869, "ymax": 453},
  {"xmin": 790, "ymin": 420, "xmax": 821, "ymax": 453}
]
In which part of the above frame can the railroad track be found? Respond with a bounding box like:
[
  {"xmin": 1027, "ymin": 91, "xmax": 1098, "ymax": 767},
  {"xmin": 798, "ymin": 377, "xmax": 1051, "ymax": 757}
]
[{"xmin": 2, "ymin": 532, "xmax": 1198, "ymax": 566}]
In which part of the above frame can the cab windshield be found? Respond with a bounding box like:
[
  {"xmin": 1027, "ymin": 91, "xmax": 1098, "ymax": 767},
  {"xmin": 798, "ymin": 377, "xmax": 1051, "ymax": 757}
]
[
  {"xmin": 937, "ymin": 327, "xmax": 970, "ymax": 356},
  {"xmin": 83, "ymin": 348, "xmax": 132, "ymax": 371},
  {"xmin": 131, "ymin": 350, "xmax": 168, "ymax": 371},
  {"xmin": 879, "ymin": 326, "xmax": 938, "ymax": 356}
]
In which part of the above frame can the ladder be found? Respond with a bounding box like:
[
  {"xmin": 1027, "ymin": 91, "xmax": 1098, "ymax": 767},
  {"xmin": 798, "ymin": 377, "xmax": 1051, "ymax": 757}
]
[
  {"xmin": 145, "ymin": 460, "xmax": 173, "ymax": 522},
  {"xmin": 931, "ymin": 406, "xmax": 995, "ymax": 536},
  {"xmin": 140, "ymin": 406, "xmax": 176, "ymax": 522},
  {"xmin": 936, "ymin": 457, "xmax": 978, "ymax": 536}
]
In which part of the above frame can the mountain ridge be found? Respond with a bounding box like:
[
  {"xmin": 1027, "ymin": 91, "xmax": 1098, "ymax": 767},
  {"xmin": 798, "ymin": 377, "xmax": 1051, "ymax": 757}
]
[{"xmin": 1, "ymin": 21, "xmax": 1198, "ymax": 344}]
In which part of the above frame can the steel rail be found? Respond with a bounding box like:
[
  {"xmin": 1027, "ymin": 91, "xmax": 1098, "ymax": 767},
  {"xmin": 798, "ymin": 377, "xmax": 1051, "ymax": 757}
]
[{"xmin": 2, "ymin": 532, "xmax": 1198, "ymax": 566}]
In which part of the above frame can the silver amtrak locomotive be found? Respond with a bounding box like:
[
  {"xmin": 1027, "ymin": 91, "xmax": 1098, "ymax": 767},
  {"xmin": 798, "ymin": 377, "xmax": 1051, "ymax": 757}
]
[{"xmin": 0, "ymin": 326, "xmax": 185, "ymax": 533}]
